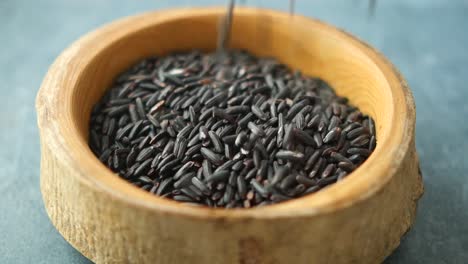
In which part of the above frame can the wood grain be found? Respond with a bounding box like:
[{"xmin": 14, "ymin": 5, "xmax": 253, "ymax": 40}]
[{"xmin": 36, "ymin": 7, "xmax": 423, "ymax": 264}]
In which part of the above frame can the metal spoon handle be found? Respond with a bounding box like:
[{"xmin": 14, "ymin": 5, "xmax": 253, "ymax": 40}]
[
  {"xmin": 217, "ymin": 0, "xmax": 236, "ymax": 54},
  {"xmin": 369, "ymin": 0, "xmax": 377, "ymax": 17},
  {"xmin": 289, "ymin": 0, "xmax": 295, "ymax": 16}
]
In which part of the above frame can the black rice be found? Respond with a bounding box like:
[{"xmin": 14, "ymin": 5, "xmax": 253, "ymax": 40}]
[{"xmin": 89, "ymin": 50, "xmax": 377, "ymax": 208}]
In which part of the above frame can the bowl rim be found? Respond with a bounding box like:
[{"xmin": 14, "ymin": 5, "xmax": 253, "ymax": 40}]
[{"xmin": 36, "ymin": 7, "xmax": 415, "ymax": 219}]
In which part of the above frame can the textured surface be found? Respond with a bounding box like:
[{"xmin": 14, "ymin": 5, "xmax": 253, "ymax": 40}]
[{"xmin": 0, "ymin": 0, "xmax": 467, "ymax": 263}]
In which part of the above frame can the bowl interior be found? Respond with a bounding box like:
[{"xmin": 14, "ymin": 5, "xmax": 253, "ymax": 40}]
[{"xmin": 62, "ymin": 8, "xmax": 406, "ymax": 216}]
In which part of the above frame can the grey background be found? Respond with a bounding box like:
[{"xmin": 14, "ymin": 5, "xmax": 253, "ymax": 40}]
[{"xmin": 1, "ymin": 0, "xmax": 467, "ymax": 263}]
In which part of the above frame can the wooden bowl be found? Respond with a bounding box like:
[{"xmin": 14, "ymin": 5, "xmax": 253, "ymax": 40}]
[{"xmin": 36, "ymin": 7, "xmax": 423, "ymax": 264}]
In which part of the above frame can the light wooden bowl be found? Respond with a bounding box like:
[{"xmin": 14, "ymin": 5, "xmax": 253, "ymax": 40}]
[{"xmin": 36, "ymin": 7, "xmax": 423, "ymax": 264}]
